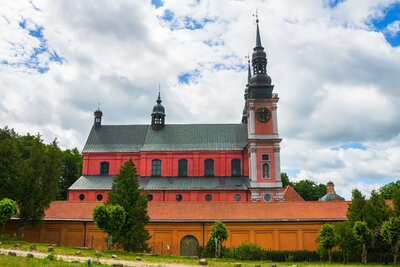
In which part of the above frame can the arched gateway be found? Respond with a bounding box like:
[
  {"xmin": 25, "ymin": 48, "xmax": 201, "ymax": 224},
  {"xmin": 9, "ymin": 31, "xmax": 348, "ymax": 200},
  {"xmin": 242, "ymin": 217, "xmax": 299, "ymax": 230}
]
[{"xmin": 180, "ymin": 235, "xmax": 199, "ymax": 256}]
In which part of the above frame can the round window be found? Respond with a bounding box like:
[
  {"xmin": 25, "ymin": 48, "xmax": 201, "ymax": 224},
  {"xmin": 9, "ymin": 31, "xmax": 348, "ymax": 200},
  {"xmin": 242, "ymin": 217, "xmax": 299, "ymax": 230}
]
[
  {"xmin": 96, "ymin": 194, "xmax": 103, "ymax": 201},
  {"xmin": 147, "ymin": 194, "xmax": 153, "ymax": 201},
  {"xmin": 263, "ymin": 193, "xmax": 272, "ymax": 202},
  {"xmin": 79, "ymin": 194, "xmax": 85, "ymax": 201},
  {"xmin": 176, "ymin": 194, "xmax": 183, "ymax": 201},
  {"xmin": 234, "ymin": 194, "xmax": 241, "ymax": 201},
  {"xmin": 205, "ymin": 194, "xmax": 212, "ymax": 201}
]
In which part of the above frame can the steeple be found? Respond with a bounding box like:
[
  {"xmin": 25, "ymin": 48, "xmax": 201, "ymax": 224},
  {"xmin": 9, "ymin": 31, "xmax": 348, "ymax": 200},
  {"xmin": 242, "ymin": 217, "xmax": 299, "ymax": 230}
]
[
  {"xmin": 242, "ymin": 58, "xmax": 251, "ymax": 124},
  {"xmin": 151, "ymin": 87, "xmax": 166, "ymax": 130},
  {"xmin": 94, "ymin": 107, "xmax": 103, "ymax": 129},
  {"xmin": 248, "ymin": 15, "xmax": 274, "ymax": 99}
]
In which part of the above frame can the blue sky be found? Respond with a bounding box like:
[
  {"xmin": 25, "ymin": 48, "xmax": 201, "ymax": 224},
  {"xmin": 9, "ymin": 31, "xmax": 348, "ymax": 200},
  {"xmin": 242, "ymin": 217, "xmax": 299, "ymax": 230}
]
[
  {"xmin": 370, "ymin": 2, "xmax": 400, "ymax": 47},
  {"xmin": 0, "ymin": 0, "xmax": 399, "ymax": 199}
]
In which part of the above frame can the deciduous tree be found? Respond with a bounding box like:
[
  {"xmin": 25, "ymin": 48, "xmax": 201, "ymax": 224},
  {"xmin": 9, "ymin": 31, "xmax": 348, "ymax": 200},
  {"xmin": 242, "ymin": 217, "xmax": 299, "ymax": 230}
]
[
  {"xmin": 0, "ymin": 198, "xmax": 17, "ymax": 227},
  {"xmin": 334, "ymin": 221, "xmax": 360, "ymax": 262},
  {"xmin": 381, "ymin": 217, "xmax": 400, "ymax": 264},
  {"xmin": 292, "ymin": 179, "xmax": 326, "ymax": 201},
  {"xmin": 378, "ymin": 180, "xmax": 400, "ymax": 199},
  {"xmin": 93, "ymin": 204, "xmax": 126, "ymax": 250},
  {"xmin": 353, "ymin": 221, "xmax": 372, "ymax": 263},
  {"xmin": 59, "ymin": 148, "xmax": 82, "ymax": 200},
  {"xmin": 108, "ymin": 160, "xmax": 150, "ymax": 252},
  {"xmin": 347, "ymin": 189, "xmax": 368, "ymax": 226},
  {"xmin": 317, "ymin": 224, "xmax": 337, "ymax": 262},
  {"xmin": 280, "ymin": 172, "xmax": 291, "ymax": 187}
]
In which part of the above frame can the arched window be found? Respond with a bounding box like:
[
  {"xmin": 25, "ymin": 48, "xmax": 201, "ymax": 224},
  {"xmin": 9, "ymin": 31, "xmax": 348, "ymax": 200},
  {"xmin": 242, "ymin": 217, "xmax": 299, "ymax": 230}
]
[
  {"xmin": 100, "ymin": 161, "xmax": 109, "ymax": 175},
  {"xmin": 204, "ymin": 159, "xmax": 214, "ymax": 177},
  {"xmin": 152, "ymin": 159, "xmax": 162, "ymax": 177},
  {"xmin": 178, "ymin": 159, "xmax": 188, "ymax": 177},
  {"xmin": 231, "ymin": 159, "xmax": 241, "ymax": 176},
  {"xmin": 262, "ymin": 163, "xmax": 270, "ymax": 179}
]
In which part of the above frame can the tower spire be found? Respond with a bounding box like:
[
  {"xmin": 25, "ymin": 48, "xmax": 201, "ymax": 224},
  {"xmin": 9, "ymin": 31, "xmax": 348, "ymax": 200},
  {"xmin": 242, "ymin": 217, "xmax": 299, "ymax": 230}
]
[
  {"xmin": 151, "ymin": 86, "xmax": 166, "ymax": 130},
  {"xmin": 248, "ymin": 13, "xmax": 274, "ymax": 99},
  {"xmin": 255, "ymin": 11, "xmax": 262, "ymax": 49}
]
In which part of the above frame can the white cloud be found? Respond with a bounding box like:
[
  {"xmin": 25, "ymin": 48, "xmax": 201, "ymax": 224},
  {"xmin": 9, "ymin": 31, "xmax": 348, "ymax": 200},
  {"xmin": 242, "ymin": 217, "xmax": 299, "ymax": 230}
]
[
  {"xmin": 385, "ymin": 20, "xmax": 400, "ymax": 36},
  {"xmin": 0, "ymin": 0, "xmax": 399, "ymax": 199}
]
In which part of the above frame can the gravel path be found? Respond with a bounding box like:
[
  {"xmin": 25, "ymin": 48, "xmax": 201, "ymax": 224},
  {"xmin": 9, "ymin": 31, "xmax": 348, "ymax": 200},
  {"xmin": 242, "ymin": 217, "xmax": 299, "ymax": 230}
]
[{"xmin": 0, "ymin": 248, "xmax": 199, "ymax": 267}]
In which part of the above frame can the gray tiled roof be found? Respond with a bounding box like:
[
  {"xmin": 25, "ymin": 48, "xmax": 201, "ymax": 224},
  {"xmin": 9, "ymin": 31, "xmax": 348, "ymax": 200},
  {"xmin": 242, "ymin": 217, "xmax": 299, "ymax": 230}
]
[
  {"xmin": 82, "ymin": 124, "xmax": 247, "ymax": 153},
  {"xmin": 69, "ymin": 175, "xmax": 249, "ymax": 191},
  {"xmin": 69, "ymin": 176, "xmax": 114, "ymax": 190},
  {"xmin": 83, "ymin": 125, "xmax": 149, "ymax": 152}
]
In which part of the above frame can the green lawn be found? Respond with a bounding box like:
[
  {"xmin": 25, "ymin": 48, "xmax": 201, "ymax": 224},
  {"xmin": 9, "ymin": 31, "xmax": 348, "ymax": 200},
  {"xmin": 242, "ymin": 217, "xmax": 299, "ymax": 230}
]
[
  {"xmin": 0, "ymin": 239, "xmax": 398, "ymax": 267},
  {"xmin": 0, "ymin": 253, "xmax": 106, "ymax": 266}
]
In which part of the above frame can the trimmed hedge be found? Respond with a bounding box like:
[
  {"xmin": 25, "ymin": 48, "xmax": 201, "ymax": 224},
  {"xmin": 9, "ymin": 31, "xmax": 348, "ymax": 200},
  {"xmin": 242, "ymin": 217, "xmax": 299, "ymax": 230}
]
[{"xmin": 221, "ymin": 242, "xmax": 392, "ymax": 263}]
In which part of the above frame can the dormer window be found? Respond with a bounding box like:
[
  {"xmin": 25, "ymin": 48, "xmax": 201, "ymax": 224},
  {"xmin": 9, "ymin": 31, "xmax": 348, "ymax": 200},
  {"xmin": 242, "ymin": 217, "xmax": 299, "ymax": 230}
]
[{"xmin": 100, "ymin": 161, "xmax": 109, "ymax": 176}]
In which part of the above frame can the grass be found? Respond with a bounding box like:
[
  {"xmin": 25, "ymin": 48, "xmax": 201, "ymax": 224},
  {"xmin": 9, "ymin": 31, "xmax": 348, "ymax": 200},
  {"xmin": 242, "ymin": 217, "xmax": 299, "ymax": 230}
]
[
  {"xmin": 0, "ymin": 237, "xmax": 399, "ymax": 267},
  {"xmin": 0, "ymin": 253, "xmax": 106, "ymax": 266}
]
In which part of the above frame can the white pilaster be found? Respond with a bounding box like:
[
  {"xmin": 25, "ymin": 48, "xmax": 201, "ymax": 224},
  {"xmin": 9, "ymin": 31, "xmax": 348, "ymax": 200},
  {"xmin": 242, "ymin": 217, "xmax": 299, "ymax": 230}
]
[
  {"xmin": 249, "ymin": 109, "xmax": 255, "ymax": 135},
  {"xmin": 272, "ymin": 103, "xmax": 278, "ymax": 135},
  {"xmin": 274, "ymin": 144, "xmax": 281, "ymax": 181}
]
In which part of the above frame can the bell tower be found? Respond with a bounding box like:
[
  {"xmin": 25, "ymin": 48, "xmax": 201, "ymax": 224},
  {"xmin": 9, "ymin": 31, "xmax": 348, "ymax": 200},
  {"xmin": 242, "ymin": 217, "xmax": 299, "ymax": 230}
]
[
  {"xmin": 246, "ymin": 16, "xmax": 282, "ymax": 202},
  {"xmin": 151, "ymin": 90, "xmax": 166, "ymax": 130}
]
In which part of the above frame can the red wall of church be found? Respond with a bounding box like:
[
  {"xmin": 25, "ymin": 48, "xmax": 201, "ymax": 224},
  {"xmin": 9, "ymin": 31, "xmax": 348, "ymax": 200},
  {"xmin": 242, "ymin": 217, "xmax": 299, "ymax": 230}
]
[
  {"xmin": 68, "ymin": 190, "xmax": 249, "ymax": 202},
  {"xmin": 82, "ymin": 150, "xmax": 249, "ymax": 177}
]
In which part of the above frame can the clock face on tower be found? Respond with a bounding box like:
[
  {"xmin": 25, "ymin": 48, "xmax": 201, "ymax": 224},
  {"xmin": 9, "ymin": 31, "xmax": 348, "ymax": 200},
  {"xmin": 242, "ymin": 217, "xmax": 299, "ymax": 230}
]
[{"xmin": 255, "ymin": 107, "xmax": 271, "ymax": 123}]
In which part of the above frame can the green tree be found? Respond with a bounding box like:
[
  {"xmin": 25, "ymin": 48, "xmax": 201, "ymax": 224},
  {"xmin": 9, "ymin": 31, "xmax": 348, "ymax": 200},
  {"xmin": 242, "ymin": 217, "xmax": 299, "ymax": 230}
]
[
  {"xmin": 353, "ymin": 221, "xmax": 372, "ymax": 263},
  {"xmin": 317, "ymin": 224, "xmax": 337, "ymax": 262},
  {"xmin": 365, "ymin": 190, "xmax": 391, "ymax": 232},
  {"xmin": 93, "ymin": 204, "xmax": 126, "ymax": 251},
  {"xmin": 347, "ymin": 189, "xmax": 368, "ymax": 226},
  {"xmin": 334, "ymin": 221, "xmax": 360, "ymax": 262},
  {"xmin": 280, "ymin": 172, "xmax": 291, "ymax": 187},
  {"xmin": 202, "ymin": 221, "xmax": 229, "ymax": 258},
  {"xmin": 15, "ymin": 136, "xmax": 61, "ymax": 237},
  {"xmin": 0, "ymin": 198, "xmax": 17, "ymax": 227},
  {"xmin": 108, "ymin": 160, "xmax": 150, "ymax": 252},
  {"xmin": 381, "ymin": 217, "xmax": 400, "ymax": 264},
  {"xmin": 211, "ymin": 221, "xmax": 228, "ymax": 258},
  {"xmin": 378, "ymin": 180, "xmax": 400, "ymax": 199},
  {"xmin": 59, "ymin": 148, "xmax": 82, "ymax": 200},
  {"xmin": 0, "ymin": 128, "xmax": 22, "ymax": 200},
  {"xmin": 292, "ymin": 179, "xmax": 326, "ymax": 201},
  {"xmin": 392, "ymin": 189, "xmax": 400, "ymax": 216}
]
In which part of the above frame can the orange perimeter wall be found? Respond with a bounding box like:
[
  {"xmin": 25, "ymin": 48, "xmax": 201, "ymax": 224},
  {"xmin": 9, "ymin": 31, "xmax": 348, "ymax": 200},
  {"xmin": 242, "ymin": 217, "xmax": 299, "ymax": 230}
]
[{"xmin": 2, "ymin": 220, "xmax": 332, "ymax": 255}]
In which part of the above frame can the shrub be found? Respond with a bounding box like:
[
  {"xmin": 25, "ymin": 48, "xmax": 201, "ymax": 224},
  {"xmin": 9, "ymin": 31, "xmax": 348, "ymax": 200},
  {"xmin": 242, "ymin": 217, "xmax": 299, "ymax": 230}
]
[{"xmin": 230, "ymin": 243, "xmax": 264, "ymax": 261}]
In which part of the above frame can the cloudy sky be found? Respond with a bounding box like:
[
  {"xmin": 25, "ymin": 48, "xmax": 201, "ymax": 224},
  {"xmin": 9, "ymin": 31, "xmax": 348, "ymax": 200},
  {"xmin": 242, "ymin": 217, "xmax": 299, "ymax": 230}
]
[{"xmin": 1, "ymin": 0, "xmax": 400, "ymax": 199}]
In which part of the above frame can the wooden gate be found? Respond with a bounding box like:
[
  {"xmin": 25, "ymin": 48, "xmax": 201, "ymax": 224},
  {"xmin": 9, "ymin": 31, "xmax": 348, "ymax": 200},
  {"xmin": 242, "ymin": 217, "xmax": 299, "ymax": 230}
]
[{"xmin": 180, "ymin": 235, "xmax": 199, "ymax": 256}]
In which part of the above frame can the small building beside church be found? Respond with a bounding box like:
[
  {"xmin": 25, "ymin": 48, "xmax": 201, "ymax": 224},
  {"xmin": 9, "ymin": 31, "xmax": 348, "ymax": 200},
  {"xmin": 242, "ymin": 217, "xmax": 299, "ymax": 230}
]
[{"xmin": 3, "ymin": 18, "xmax": 347, "ymax": 255}]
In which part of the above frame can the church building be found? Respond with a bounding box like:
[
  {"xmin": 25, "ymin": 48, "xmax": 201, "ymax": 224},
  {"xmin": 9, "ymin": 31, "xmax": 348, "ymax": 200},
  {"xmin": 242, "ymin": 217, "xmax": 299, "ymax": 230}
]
[
  {"xmin": 68, "ymin": 17, "xmax": 303, "ymax": 204},
  {"xmin": 4, "ymin": 18, "xmax": 348, "ymax": 255}
]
